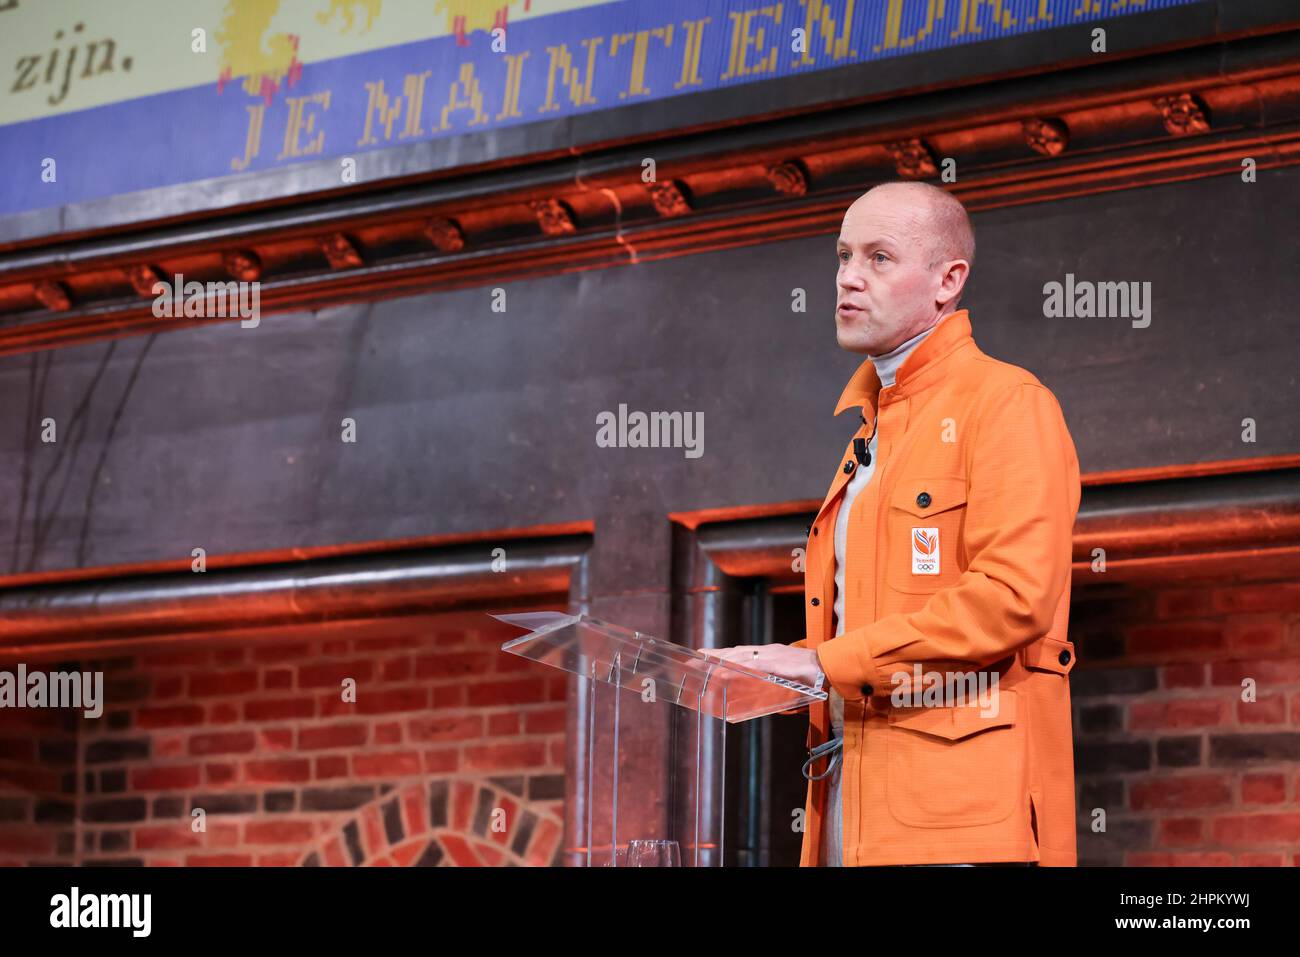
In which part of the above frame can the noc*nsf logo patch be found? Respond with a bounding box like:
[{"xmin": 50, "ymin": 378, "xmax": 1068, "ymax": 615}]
[{"xmin": 911, "ymin": 527, "xmax": 940, "ymax": 575}]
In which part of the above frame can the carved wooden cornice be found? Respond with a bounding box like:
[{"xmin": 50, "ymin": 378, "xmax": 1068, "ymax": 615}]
[{"xmin": 1, "ymin": 59, "xmax": 1299, "ymax": 357}]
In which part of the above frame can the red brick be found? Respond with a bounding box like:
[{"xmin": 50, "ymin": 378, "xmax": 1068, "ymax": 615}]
[
  {"xmin": 135, "ymin": 826, "xmax": 202, "ymax": 850},
  {"xmin": 1161, "ymin": 664, "xmax": 1205, "ymax": 689},
  {"xmin": 356, "ymin": 636, "xmax": 424, "ymax": 652},
  {"xmin": 463, "ymin": 741, "xmax": 547, "ymax": 772},
  {"xmin": 375, "ymin": 722, "xmax": 403, "ymax": 745},
  {"xmin": 1227, "ymin": 617, "xmax": 1284, "ymax": 653},
  {"xmin": 1129, "ymin": 851, "xmax": 1233, "ymax": 867},
  {"xmin": 0, "ymin": 831, "xmax": 55, "ymax": 854},
  {"xmin": 402, "ymin": 788, "xmax": 428, "ymax": 836},
  {"xmin": 137, "ymin": 705, "xmax": 205, "ymax": 729},
  {"xmin": 153, "ymin": 676, "xmax": 184, "ymax": 699},
  {"xmin": 245, "ymin": 758, "xmax": 311, "ymax": 784},
  {"xmin": 423, "ymin": 749, "xmax": 458, "ymax": 774},
  {"xmin": 206, "ymin": 763, "xmax": 238, "ymax": 786},
  {"xmin": 298, "ymin": 660, "xmax": 374, "ymax": 689},
  {"xmin": 264, "ymin": 669, "xmax": 293, "ymax": 690},
  {"xmin": 260, "ymin": 728, "xmax": 293, "ymax": 750},
  {"xmin": 1158, "ymin": 817, "xmax": 1203, "ymax": 846},
  {"xmin": 1212, "ymin": 813, "xmax": 1300, "ymax": 845},
  {"xmin": 322, "ymin": 686, "xmax": 429, "ymax": 716},
  {"xmin": 189, "ymin": 669, "xmax": 259, "ymax": 697},
  {"xmin": 210, "ymin": 702, "xmax": 240, "ymax": 724},
  {"xmin": 187, "ymin": 854, "xmax": 252, "ymax": 866},
  {"xmin": 299, "ymin": 723, "xmax": 368, "ymax": 750},
  {"xmin": 251, "ymin": 643, "xmax": 311, "ymax": 664},
  {"xmin": 1210, "ymin": 658, "xmax": 1300, "ymax": 686},
  {"xmin": 1128, "ymin": 624, "xmax": 1225, "ymax": 657},
  {"xmin": 1128, "ymin": 698, "xmax": 1225, "ymax": 731},
  {"xmin": 189, "ymin": 731, "xmax": 256, "ymax": 756},
  {"xmin": 214, "ymin": 647, "xmax": 245, "ymax": 665},
  {"xmin": 1237, "ymin": 852, "xmax": 1284, "ymax": 866},
  {"xmin": 131, "ymin": 765, "xmax": 202, "ymax": 791},
  {"xmin": 323, "ymin": 641, "xmax": 349, "ymax": 656},
  {"xmin": 257, "ymin": 852, "xmax": 302, "ymax": 867},
  {"xmin": 1131, "ymin": 775, "xmax": 1232, "ymax": 811},
  {"xmin": 1241, "ymin": 773, "xmax": 1286, "ymax": 804},
  {"xmin": 244, "ymin": 697, "xmax": 315, "ymax": 722},
  {"xmin": 1155, "ymin": 589, "xmax": 1212, "ymax": 620},
  {"xmin": 414, "ymin": 651, "xmax": 493, "ymax": 680},
  {"xmin": 408, "ymin": 714, "xmax": 482, "ymax": 743},
  {"xmin": 488, "ymin": 712, "xmax": 520, "ymax": 735},
  {"xmin": 380, "ymin": 658, "xmax": 412, "ymax": 682},
  {"xmin": 524, "ymin": 706, "xmax": 566, "ymax": 734},
  {"xmin": 1212, "ymin": 584, "xmax": 1300, "ymax": 614},
  {"xmin": 439, "ymin": 833, "xmax": 481, "ymax": 866},
  {"xmin": 466, "ymin": 678, "xmax": 549, "ymax": 707},
  {"xmin": 315, "ymin": 755, "xmax": 349, "ymax": 779},
  {"xmin": 432, "ymin": 685, "xmax": 465, "ymax": 708},
  {"xmin": 144, "ymin": 649, "xmax": 210, "ymax": 668},
  {"xmin": 352, "ymin": 751, "xmax": 423, "ymax": 778},
  {"xmin": 245, "ymin": 820, "xmax": 315, "ymax": 845},
  {"xmin": 155, "ymin": 734, "xmax": 186, "ymax": 759},
  {"xmin": 1237, "ymin": 694, "xmax": 1286, "ymax": 725}
]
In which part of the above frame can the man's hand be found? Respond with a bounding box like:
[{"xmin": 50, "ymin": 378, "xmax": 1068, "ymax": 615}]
[{"xmin": 700, "ymin": 644, "xmax": 823, "ymax": 687}]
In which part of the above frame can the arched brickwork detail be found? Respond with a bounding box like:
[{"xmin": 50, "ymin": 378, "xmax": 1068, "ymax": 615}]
[{"xmin": 299, "ymin": 778, "xmax": 564, "ymax": 867}]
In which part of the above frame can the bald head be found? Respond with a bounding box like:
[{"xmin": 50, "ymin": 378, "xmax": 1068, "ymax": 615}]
[
  {"xmin": 861, "ymin": 181, "xmax": 975, "ymax": 275},
  {"xmin": 834, "ymin": 181, "xmax": 975, "ymax": 355}
]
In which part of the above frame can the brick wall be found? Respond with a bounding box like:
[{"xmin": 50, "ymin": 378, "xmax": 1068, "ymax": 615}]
[
  {"xmin": 1071, "ymin": 579, "xmax": 1300, "ymax": 866},
  {"xmin": 0, "ymin": 620, "xmax": 567, "ymax": 866}
]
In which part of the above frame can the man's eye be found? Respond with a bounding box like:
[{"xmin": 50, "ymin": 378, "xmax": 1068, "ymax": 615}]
[
  {"xmin": 837, "ymin": 251, "xmax": 849, "ymax": 263},
  {"xmin": 874, "ymin": 252, "xmax": 889, "ymax": 264}
]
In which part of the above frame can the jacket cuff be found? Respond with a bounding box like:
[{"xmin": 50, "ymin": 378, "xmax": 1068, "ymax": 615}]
[{"xmin": 815, "ymin": 628, "xmax": 885, "ymax": 701}]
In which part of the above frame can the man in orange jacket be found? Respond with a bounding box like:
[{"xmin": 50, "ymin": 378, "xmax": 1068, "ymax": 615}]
[{"xmin": 707, "ymin": 181, "xmax": 1081, "ymax": 866}]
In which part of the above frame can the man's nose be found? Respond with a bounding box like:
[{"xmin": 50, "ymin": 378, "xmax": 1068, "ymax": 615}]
[{"xmin": 838, "ymin": 267, "xmax": 866, "ymax": 291}]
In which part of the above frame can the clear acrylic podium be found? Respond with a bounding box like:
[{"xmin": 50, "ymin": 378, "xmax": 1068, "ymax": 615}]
[{"xmin": 494, "ymin": 612, "xmax": 826, "ymax": 866}]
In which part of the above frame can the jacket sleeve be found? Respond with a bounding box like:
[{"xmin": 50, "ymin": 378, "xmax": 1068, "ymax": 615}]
[{"xmin": 815, "ymin": 382, "xmax": 1079, "ymax": 702}]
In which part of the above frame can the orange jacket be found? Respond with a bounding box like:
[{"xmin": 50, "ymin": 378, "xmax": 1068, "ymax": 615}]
[{"xmin": 794, "ymin": 309, "xmax": 1081, "ymax": 866}]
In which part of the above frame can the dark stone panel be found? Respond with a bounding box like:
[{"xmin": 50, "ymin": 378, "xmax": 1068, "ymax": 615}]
[
  {"xmin": 1075, "ymin": 740, "xmax": 1151, "ymax": 774},
  {"xmin": 1070, "ymin": 667, "xmax": 1159, "ymax": 697},
  {"xmin": 1, "ymin": 170, "xmax": 1298, "ymax": 577},
  {"xmin": 1156, "ymin": 735, "xmax": 1203, "ymax": 767},
  {"xmin": 301, "ymin": 786, "xmax": 375, "ymax": 813},
  {"xmin": 81, "ymin": 798, "xmax": 147, "ymax": 823}
]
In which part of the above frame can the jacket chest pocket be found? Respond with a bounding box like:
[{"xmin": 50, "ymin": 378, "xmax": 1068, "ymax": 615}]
[
  {"xmin": 886, "ymin": 689, "xmax": 1025, "ymax": 828},
  {"xmin": 885, "ymin": 476, "xmax": 967, "ymax": 595}
]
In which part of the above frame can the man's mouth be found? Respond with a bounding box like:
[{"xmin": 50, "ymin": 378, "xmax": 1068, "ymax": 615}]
[{"xmin": 837, "ymin": 302, "xmax": 865, "ymax": 317}]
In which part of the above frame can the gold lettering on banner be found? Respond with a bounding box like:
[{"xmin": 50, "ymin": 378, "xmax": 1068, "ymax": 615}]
[
  {"xmin": 610, "ymin": 25, "xmax": 673, "ymax": 100},
  {"xmin": 232, "ymin": 102, "xmax": 266, "ymax": 170},
  {"xmin": 539, "ymin": 37, "xmax": 604, "ymax": 113},
  {"xmin": 278, "ymin": 90, "xmax": 331, "ymax": 160},
  {"xmin": 439, "ymin": 62, "xmax": 487, "ymax": 130},
  {"xmin": 495, "ymin": 51, "xmax": 530, "ymax": 120},
  {"xmin": 720, "ymin": 4, "xmax": 783, "ymax": 81},
  {"xmin": 674, "ymin": 17, "xmax": 711, "ymax": 89},
  {"xmin": 356, "ymin": 71, "xmax": 431, "ymax": 146},
  {"xmin": 793, "ymin": 0, "xmax": 856, "ymax": 66}
]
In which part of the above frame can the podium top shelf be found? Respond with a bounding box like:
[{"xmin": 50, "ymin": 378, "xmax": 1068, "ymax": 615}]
[{"xmin": 493, "ymin": 612, "xmax": 826, "ymax": 723}]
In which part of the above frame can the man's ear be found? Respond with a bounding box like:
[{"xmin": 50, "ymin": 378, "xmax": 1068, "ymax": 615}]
[{"xmin": 936, "ymin": 258, "xmax": 970, "ymax": 309}]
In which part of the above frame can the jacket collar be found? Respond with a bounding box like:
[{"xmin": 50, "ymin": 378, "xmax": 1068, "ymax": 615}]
[{"xmin": 833, "ymin": 308, "xmax": 974, "ymax": 417}]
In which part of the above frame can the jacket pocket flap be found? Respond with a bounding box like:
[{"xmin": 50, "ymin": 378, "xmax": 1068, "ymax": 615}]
[
  {"xmin": 890, "ymin": 476, "xmax": 968, "ymax": 518},
  {"xmin": 1023, "ymin": 637, "xmax": 1076, "ymax": 676},
  {"xmin": 887, "ymin": 690, "xmax": 1016, "ymax": 741}
]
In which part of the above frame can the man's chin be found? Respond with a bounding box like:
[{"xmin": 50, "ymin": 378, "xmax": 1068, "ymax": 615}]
[{"xmin": 836, "ymin": 327, "xmax": 877, "ymax": 354}]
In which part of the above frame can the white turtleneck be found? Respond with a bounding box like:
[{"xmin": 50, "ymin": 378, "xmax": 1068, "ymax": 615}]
[{"xmin": 820, "ymin": 318, "xmax": 939, "ymax": 867}]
